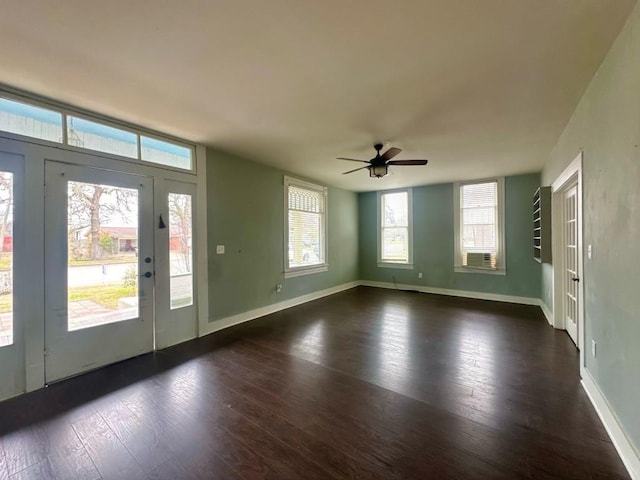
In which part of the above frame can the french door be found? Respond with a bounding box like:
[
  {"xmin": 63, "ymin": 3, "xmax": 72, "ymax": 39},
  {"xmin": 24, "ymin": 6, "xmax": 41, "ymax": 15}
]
[
  {"xmin": 44, "ymin": 161, "xmax": 154, "ymax": 382},
  {"xmin": 563, "ymin": 184, "xmax": 579, "ymax": 346},
  {"xmin": 0, "ymin": 151, "xmax": 25, "ymax": 399},
  {"xmin": 154, "ymin": 180, "xmax": 197, "ymax": 349}
]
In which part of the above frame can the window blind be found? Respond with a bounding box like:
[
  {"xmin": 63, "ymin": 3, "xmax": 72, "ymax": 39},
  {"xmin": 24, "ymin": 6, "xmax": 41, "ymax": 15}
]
[
  {"xmin": 460, "ymin": 181, "xmax": 498, "ymax": 268},
  {"xmin": 288, "ymin": 185, "xmax": 324, "ymax": 268}
]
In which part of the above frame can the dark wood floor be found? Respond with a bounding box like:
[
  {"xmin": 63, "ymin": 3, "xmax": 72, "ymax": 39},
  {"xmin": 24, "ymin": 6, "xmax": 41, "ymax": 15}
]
[{"xmin": 0, "ymin": 286, "xmax": 629, "ymax": 479}]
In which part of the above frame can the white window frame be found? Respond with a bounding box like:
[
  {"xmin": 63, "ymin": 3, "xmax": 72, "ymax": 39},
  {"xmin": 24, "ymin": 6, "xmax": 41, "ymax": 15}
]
[
  {"xmin": 284, "ymin": 176, "xmax": 328, "ymax": 278},
  {"xmin": 454, "ymin": 177, "xmax": 506, "ymax": 275},
  {"xmin": 377, "ymin": 188, "xmax": 413, "ymax": 269}
]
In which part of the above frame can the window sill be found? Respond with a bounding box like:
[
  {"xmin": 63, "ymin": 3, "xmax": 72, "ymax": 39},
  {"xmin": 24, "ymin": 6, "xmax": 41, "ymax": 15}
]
[
  {"xmin": 377, "ymin": 262, "xmax": 414, "ymax": 270},
  {"xmin": 454, "ymin": 266, "xmax": 506, "ymax": 276},
  {"xmin": 284, "ymin": 265, "xmax": 328, "ymax": 278}
]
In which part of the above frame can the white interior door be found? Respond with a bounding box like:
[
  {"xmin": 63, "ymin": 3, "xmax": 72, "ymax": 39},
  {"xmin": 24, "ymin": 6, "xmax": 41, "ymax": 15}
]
[
  {"xmin": 154, "ymin": 180, "xmax": 197, "ymax": 349},
  {"xmin": 44, "ymin": 160, "xmax": 154, "ymax": 382},
  {"xmin": 0, "ymin": 151, "xmax": 25, "ymax": 399},
  {"xmin": 563, "ymin": 184, "xmax": 579, "ymax": 346}
]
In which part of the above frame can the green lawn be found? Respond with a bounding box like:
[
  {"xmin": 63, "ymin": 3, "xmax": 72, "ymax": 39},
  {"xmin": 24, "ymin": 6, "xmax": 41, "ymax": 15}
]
[
  {"xmin": 0, "ymin": 285, "xmax": 138, "ymax": 313},
  {"xmin": 68, "ymin": 285, "xmax": 137, "ymax": 309},
  {"xmin": 0, "ymin": 293, "xmax": 11, "ymax": 313},
  {"xmin": 0, "ymin": 252, "xmax": 11, "ymax": 270}
]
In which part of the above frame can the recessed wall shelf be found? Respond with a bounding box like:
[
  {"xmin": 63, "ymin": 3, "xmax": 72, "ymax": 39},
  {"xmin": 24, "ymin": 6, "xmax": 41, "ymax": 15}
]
[{"xmin": 533, "ymin": 186, "xmax": 551, "ymax": 263}]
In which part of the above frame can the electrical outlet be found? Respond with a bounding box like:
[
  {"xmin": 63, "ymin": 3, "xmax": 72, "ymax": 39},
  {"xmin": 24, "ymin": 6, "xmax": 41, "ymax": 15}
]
[
  {"xmin": 592, "ymin": 339, "xmax": 597, "ymax": 358},
  {"xmin": 275, "ymin": 283, "xmax": 282, "ymax": 293},
  {"xmin": 216, "ymin": 245, "xmax": 225, "ymax": 254},
  {"xmin": 418, "ymin": 272, "xmax": 423, "ymax": 279},
  {"xmin": 588, "ymin": 244, "xmax": 592, "ymax": 259}
]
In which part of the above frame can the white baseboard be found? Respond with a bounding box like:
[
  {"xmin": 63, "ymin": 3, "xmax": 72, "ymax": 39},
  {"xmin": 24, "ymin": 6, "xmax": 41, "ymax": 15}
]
[
  {"xmin": 582, "ymin": 370, "xmax": 639, "ymax": 480},
  {"xmin": 200, "ymin": 281, "xmax": 359, "ymax": 337},
  {"xmin": 359, "ymin": 280, "xmax": 540, "ymax": 306},
  {"xmin": 540, "ymin": 301, "xmax": 554, "ymax": 326}
]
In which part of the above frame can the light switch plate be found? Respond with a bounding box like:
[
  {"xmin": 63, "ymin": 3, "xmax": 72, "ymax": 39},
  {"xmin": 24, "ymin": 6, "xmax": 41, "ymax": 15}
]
[{"xmin": 216, "ymin": 245, "xmax": 225, "ymax": 254}]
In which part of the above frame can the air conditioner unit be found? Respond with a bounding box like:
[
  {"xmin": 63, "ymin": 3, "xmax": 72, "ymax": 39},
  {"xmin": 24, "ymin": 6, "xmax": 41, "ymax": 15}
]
[{"xmin": 467, "ymin": 252, "xmax": 492, "ymax": 268}]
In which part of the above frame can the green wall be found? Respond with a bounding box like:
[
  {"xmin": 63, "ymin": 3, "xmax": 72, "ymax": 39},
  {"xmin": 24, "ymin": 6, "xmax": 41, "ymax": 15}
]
[
  {"xmin": 206, "ymin": 148, "xmax": 359, "ymax": 322},
  {"xmin": 359, "ymin": 173, "xmax": 541, "ymax": 299},
  {"xmin": 541, "ymin": 2, "xmax": 640, "ymax": 454}
]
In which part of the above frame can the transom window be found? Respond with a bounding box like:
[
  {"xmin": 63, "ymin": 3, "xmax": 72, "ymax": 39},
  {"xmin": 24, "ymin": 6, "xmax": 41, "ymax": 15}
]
[
  {"xmin": 378, "ymin": 189, "xmax": 413, "ymax": 268},
  {"xmin": 285, "ymin": 177, "xmax": 327, "ymax": 278},
  {"xmin": 0, "ymin": 94, "xmax": 193, "ymax": 171},
  {"xmin": 454, "ymin": 178, "xmax": 505, "ymax": 273}
]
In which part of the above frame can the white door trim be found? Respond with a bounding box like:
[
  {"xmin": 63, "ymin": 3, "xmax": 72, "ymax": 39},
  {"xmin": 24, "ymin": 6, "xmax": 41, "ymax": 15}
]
[{"xmin": 551, "ymin": 151, "xmax": 585, "ymax": 373}]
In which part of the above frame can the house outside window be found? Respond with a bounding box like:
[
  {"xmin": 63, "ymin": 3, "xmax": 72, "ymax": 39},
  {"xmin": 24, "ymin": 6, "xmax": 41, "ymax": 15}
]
[{"xmin": 284, "ymin": 176, "xmax": 328, "ymax": 278}]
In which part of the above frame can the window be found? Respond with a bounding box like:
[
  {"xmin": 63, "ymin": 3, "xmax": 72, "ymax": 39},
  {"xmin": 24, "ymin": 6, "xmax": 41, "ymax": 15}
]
[
  {"xmin": 141, "ymin": 136, "xmax": 192, "ymax": 170},
  {"xmin": 378, "ymin": 189, "xmax": 413, "ymax": 268},
  {"xmin": 0, "ymin": 94, "xmax": 194, "ymax": 172},
  {"xmin": 454, "ymin": 178, "xmax": 505, "ymax": 274},
  {"xmin": 0, "ymin": 97, "xmax": 62, "ymax": 143},
  {"xmin": 67, "ymin": 116, "xmax": 138, "ymax": 159},
  {"xmin": 285, "ymin": 177, "xmax": 327, "ymax": 277},
  {"xmin": 168, "ymin": 192, "xmax": 193, "ymax": 309},
  {"xmin": 0, "ymin": 170, "xmax": 14, "ymax": 347}
]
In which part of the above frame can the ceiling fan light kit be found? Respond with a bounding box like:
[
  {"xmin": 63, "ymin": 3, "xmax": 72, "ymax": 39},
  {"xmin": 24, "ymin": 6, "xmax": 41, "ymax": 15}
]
[
  {"xmin": 338, "ymin": 143, "xmax": 428, "ymax": 178},
  {"xmin": 369, "ymin": 164, "xmax": 388, "ymax": 178}
]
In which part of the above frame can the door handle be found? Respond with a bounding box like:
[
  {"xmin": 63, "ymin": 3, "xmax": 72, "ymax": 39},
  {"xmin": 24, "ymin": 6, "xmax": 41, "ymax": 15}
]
[
  {"xmin": 143, "ymin": 272, "xmax": 153, "ymax": 278},
  {"xmin": 572, "ymin": 277, "xmax": 580, "ymax": 282}
]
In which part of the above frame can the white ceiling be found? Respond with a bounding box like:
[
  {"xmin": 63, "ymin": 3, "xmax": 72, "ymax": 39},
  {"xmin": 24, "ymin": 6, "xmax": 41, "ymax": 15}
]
[{"xmin": 0, "ymin": 0, "xmax": 635, "ymax": 191}]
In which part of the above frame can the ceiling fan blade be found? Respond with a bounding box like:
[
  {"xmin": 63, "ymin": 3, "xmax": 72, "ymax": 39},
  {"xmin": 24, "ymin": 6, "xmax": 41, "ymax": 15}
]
[
  {"xmin": 387, "ymin": 159, "xmax": 428, "ymax": 166},
  {"xmin": 337, "ymin": 157, "xmax": 369, "ymax": 163},
  {"xmin": 380, "ymin": 147, "xmax": 402, "ymax": 161},
  {"xmin": 342, "ymin": 166, "xmax": 369, "ymax": 175}
]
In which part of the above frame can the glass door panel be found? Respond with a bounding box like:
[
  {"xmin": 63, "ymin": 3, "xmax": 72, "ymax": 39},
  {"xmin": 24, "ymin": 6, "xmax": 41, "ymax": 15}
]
[
  {"xmin": 0, "ymin": 170, "xmax": 13, "ymax": 347},
  {"xmin": 67, "ymin": 181, "xmax": 140, "ymax": 331},
  {"xmin": 45, "ymin": 160, "xmax": 154, "ymax": 383},
  {"xmin": 154, "ymin": 181, "xmax": 197, "ymax": 349},
  {"xmin": 168, "ymin": 192, "xmax": 193, "ymax": 309},
  {"xmin": 0, "ymin": 149, "xmax": 24, "ymax": 401}
]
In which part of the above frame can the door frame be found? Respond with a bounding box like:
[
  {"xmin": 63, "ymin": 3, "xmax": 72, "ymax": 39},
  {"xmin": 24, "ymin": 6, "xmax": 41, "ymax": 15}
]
[
  {"xmin": 551, "ymin": 151, "xmax": 585, "ymax": 370},
  {"xmin": 154, "ymin": 179, "xmax": 198, "ymax": 349},
  {"xmin": 0, "ymin": 135, "xmax": 208, "ymax": 397},
  {"xmin": 43, "ymin": 160, "xmax": 156, "ymax": 383},
  {"xmin": 0, "ymin": 151, "xmax": 26, "ymax": 400}
]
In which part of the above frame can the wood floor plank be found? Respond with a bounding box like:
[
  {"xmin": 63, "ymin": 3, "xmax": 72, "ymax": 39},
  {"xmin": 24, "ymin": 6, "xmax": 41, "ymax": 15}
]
[
  {"xmin": 2, "ymin": 427, "xmax": 49, "ymax": 477},
  {"xmin": 0, "ymin": 287, "xmax": 630, "ymax": 479},
  {"xmin": 0, "ymin": 455, "xmax": 8, "ymax": 480},
  {"xmin": 71, "ymin": 412, "xmax": 145, "ymax": 480},
  {"xmin": 38, "ymin": 417, "xmax": 100, "ymax": 480}
]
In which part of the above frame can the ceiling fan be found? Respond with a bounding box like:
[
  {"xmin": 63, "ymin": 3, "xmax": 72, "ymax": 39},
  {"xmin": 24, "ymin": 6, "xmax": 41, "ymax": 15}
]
[{"xmin": 338, "ymin": 143, "xmax": 428, "ymax": 178}]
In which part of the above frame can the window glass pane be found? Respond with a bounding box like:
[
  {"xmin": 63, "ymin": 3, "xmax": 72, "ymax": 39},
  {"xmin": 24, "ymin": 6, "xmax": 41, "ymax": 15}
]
[
  {"xmin": 141, "ymin": 136, "xmax": 192, "ymax": 170},
  {"xmin": 67, "ymin": 116, "xmax": 138, "ymax": 158},
  {"xmin": 0, "ymin": 98, "xmax": 62, "ymax": 143},
  {"xmin": 288, "ymin": 210, "xmax": 322, "ymax": 268},
  {"xmin": 382, "ymin": 227, "xmax": 408, "ymax": 262},
  {"xmin": 168, "ymin": 193, "xmax": 193, "ymax": 309},
  {"xmin": 382, "ymin": 192, "xmax": 408, "ymax": 227},
  {"xmin": 67, "ymin": 181, "xmax": 139, "ymax": 331},
  {"xmin": 460, "ymin": 181, "xmax": 498, "ymax": 267},
  {"xmin": 0, "ymin": 172, "xmax": 13, "ymax": 347},
  {"xmin": 287, "ymin": 182, "xmax": 325, "ymax": 270}
]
